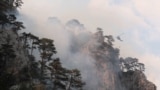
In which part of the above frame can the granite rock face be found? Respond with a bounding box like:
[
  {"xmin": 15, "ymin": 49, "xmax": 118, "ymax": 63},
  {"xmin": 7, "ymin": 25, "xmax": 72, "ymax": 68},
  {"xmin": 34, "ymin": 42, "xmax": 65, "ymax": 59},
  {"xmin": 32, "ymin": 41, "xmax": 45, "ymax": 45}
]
[
  {"xmin": 120, "ymin": 70, "xmax": 156, "ymax": 90},
  {"xmin": 0, "ymin": 28, "xmax": 156, "ymax": 90},
  {"xmin": 82, "ymin": 30, "xmax": 157, "ymax": 90}
]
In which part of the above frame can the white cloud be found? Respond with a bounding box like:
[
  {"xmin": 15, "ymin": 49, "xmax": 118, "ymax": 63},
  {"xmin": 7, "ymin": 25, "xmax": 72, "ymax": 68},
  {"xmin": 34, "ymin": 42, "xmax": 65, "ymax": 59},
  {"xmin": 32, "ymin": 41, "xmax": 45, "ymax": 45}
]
[
  {"xmin": 88, "ymin": 0, "xmax": 109, "ymax": 9},
  {"xmin": 133, "ymin": 0, "xmax": 160, "ymax": 25},
  {"xmin": 88, "ymin": 0, "xmax": 149, "ymax": 32}
]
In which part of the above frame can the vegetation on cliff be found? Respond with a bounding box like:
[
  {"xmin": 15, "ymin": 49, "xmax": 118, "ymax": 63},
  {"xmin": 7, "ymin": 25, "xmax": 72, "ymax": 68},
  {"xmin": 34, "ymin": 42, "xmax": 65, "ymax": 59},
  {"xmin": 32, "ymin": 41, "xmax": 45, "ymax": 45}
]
[
  {"xmin": 0, "ymin": 0, "xmax": 156, "ymax": 90},
  {"xmin": 0, "ymin": 1, "xmax": 84, "ymax": 90}
]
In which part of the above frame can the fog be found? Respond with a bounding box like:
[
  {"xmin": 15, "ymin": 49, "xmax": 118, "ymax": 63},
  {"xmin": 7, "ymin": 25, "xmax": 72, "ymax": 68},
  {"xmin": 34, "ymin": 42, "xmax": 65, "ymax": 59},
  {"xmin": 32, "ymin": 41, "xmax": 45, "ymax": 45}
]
[{"xmin": 16, "ymin": 0, "xmax": 158, "ymax": 89}]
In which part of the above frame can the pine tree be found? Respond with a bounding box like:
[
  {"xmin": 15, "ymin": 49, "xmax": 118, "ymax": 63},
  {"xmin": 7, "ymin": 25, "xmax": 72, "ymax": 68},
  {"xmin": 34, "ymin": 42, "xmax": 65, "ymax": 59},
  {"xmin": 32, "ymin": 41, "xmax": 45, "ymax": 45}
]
[
  {"xmin": 0, "ymin": 44, "xmax": 16, "ymax": 90},
  {"xmin": 48, "ymin": 58, "xmax": 85, "ymax": 90},
  {"xmin": 37, "ymin": 38, "xmax": 57, "ymax": 81}
]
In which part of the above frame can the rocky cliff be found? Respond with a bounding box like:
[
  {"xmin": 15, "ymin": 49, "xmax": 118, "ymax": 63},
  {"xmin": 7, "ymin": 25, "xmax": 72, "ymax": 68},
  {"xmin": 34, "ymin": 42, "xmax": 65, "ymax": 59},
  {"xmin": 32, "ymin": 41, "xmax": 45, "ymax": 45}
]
[
  {"xmin": 121, "ymin": 70, "xmax": 156, "ymax": 90},
  {"xmin": 80, "ymin": 30, "xmax": 156, "ymax": 90},
  {"xmin": 0, "ymin": 23, "xmax": 156, "ymax": 90},
  {"xmin": 0, "ymin": 0, "xmax": 157, "ymax": 90}
]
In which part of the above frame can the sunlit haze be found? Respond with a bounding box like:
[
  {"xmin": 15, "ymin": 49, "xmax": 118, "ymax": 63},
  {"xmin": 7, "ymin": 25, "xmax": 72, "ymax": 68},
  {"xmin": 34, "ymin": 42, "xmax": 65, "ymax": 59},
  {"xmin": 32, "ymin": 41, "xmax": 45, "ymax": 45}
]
[{"xmin": 19, "ymin": 0, "xmax": 160, "ymax": 89}]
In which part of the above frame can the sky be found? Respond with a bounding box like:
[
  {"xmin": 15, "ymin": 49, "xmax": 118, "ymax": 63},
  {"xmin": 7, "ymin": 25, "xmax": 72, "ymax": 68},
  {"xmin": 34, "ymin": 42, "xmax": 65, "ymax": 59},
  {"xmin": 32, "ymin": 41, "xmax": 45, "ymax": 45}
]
[{"xmin": 19, "ymin": 0, "xmax": 160, "ymax": 89}]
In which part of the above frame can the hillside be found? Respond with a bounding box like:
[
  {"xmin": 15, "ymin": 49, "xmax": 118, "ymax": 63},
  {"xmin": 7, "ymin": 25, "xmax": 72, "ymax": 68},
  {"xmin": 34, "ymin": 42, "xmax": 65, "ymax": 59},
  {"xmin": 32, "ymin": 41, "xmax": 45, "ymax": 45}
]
[{"xmin": 0, "ymin": 0, "xmax": 157, "ymax": 90}]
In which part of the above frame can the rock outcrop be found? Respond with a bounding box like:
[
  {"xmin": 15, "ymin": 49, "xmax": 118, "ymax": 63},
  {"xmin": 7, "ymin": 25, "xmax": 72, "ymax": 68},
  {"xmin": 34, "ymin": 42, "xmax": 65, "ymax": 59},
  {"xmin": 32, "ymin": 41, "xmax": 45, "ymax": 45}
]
[
  {"xmin": 82, "ymin": 30, "xmax": 156, "ymax": 90},
  {"xmin": 120, "ymin": 70, "xmax": 156, "ymax": 90},
  {"xmin": 0, "ymin": 26, "xmax": 156, "ymax": 90}
]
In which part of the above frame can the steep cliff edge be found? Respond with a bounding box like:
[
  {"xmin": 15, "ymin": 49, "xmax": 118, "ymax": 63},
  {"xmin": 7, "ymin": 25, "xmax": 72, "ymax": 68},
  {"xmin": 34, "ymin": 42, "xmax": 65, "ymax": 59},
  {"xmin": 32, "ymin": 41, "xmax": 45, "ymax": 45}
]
[
  {"xmin": 120, "ymin": 70, "xmax": 156, "ymax": 90},
  {"xmin": 0, "ymin": 27, "xmax": 157, "ymax": 90},
  {"xmin": 81, "ymin": 30, "xmax": 157, "ymax": 90},
  {"xmin": 0, "ymin": 1, "xmax": 157, "ymax": 89}
]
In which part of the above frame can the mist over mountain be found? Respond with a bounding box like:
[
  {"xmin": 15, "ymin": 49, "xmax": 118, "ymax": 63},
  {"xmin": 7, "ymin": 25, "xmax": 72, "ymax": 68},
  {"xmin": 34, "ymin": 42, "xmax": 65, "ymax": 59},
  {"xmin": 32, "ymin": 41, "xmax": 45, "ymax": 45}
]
[
  {"xmin": 45, "ymin": 18, "xmax": 156, "ymax": 90},
  {"xmin": 0, "ymin": 0, "xmax": 157, "ymax": 90}
]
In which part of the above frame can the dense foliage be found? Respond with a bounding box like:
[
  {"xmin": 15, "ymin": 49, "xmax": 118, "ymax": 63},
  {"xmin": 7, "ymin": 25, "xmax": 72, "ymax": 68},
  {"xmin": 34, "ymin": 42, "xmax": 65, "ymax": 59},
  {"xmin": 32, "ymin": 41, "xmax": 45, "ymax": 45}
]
[{"xmin": 0, "ymin": 1, "xmax": 84, "ymax": 90}]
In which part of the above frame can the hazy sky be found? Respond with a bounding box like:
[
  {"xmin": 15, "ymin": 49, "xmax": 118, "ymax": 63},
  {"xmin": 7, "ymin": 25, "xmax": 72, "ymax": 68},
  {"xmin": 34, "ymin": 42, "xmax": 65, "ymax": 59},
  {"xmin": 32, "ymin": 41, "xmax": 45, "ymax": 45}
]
[{"xmin": 20, "ymin": 0, "xmax": 160, "ymax": 89}]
